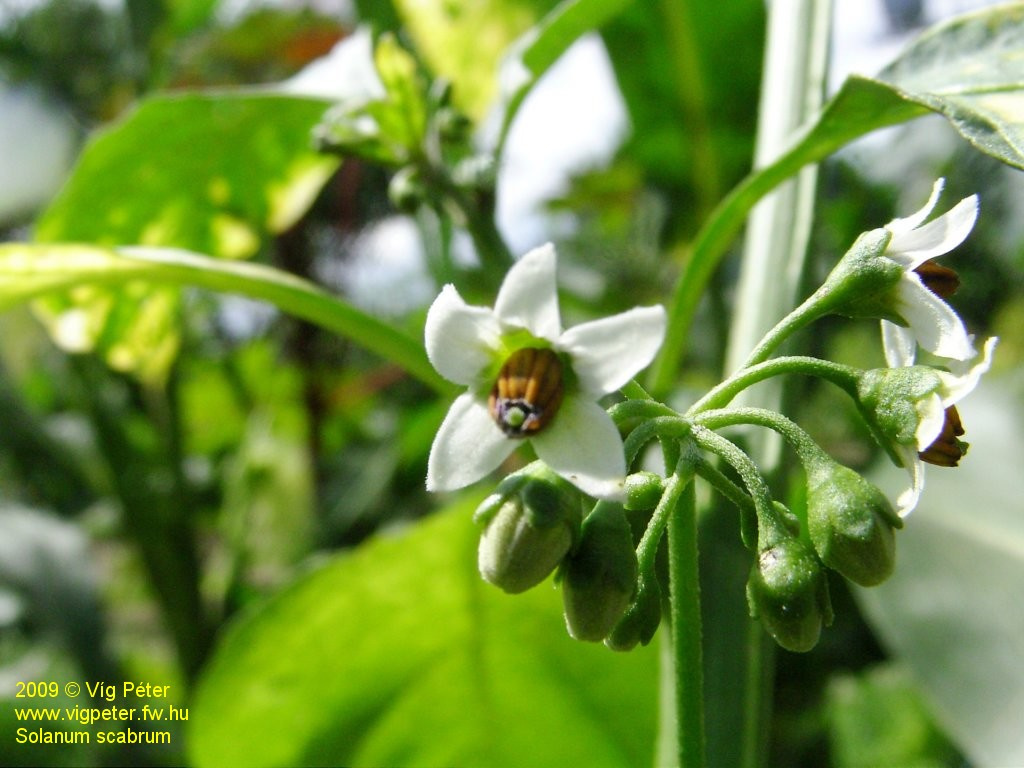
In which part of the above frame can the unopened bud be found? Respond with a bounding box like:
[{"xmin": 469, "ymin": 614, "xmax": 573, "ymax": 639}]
[
  {"xmin": 388, "ymin": 166, "xmax": 427, "ymax": 213},
  {"xmin": 604, "ymin": 579, "xmax": 661, "ymax": 652},
  {"xmin": 623, "ymin": 471, "xmax": 664, "ymax": 511},
  {"xmin": 746, "ymin": 538, "xmax": 832, "ymax": 653},
  {"xmin": 562, "ymin": 502, "xmax": 638, "ymax": 642},
  {"xmin": 805, "ymin": 459, "xmax": 902, "ymax": 587},
  {"xmin": 475, "ymin": 465, "xmax": 582, "ymax": 594}
]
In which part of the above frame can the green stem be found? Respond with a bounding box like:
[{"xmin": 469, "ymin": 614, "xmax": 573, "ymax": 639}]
[
  {"xmin": 694, "ymin": 406, "xmax": 826, "ymax": 468},
  {"xmin": 689, "ymin": 425, "xmax": 788, "ymax": 549},
  {"xmin": 734, "ymin": 289, "xmax": 828, "ymax": 369},
  {"xmin": 687, "ymin": 356, "xmax": 859, "ymax": 415},
  {"xmin": 666, "ymin": 466, "xmax": 704, "ymax": 768}
]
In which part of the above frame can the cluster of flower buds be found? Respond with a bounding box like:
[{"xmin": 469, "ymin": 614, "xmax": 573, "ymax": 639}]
[
  {"xmin": 426, "ymin": 178, "xmax": 997, "ymax": 655},
  {"xmin": 474, "ymin": 464, "xmax": 652, "ymax": 647}
]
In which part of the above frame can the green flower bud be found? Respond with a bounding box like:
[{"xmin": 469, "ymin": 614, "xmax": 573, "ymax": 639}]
[
  {"xmin": 746, "ymin": 538, "xmax": 832, "ymax": 653},
  {"xmin": 562, "ymin": 502, "xmax": 638, "ymax": 642},
  {"xmin": 623, "ymin": 471, "xmax": 664, "ymax": 511},
  {"xmin": 604, "ymin": 579, "xmax": 661, "ymax": 652},
  {"xmin": 475, "ymin": 466, "xmax": 582, "ymax": 594},
  {"xmin": 805, "ymin": 459, "xmax": 903, "ymax": 587},
  {"xmin": 388, "ymin": 166, "xmax": 427, "ymax": 213}
]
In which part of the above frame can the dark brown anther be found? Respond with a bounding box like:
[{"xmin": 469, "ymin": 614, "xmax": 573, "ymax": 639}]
[{"xmin": 919, "ymin": 405, "xmax": 967, "ymax": 467}]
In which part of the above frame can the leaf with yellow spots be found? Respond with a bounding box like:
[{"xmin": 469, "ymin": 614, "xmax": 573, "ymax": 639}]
[{"xmin": 31, "ymin": 91, "xmax": 338, "ymax": 385}]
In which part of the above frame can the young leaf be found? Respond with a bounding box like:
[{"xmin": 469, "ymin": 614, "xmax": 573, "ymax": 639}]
[{"xmin": 188, "ymin": 498, "xmax": 658, "ymax": 768}]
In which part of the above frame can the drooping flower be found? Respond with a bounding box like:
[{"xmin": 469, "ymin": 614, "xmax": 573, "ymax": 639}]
[
  {"xmin": 877, "ymin": 178, "xmax": 979, "ymax": 365},
  {"xmin": 424, "ymin": 243, "xmax": 666, "ymax": 500},
  {"xmin": 857, "ymin": 336, "xmax": 998, "ymax": 516},
  {"xmin": 813, "ymin": 179, "xmax": 979, "ymax": 365}
]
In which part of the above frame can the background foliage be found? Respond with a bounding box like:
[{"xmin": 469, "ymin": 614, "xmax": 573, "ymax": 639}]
[{"xmin": 1, "ymin": 1, "xmax": 1022, "ymax": 767}]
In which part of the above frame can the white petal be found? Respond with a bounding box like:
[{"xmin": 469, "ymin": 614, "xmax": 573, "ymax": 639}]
[
  {"xmin": 886, "ymin": 178, "xmax": 944, "ymax": 236},
  {"xmin": 493, "ymin": 243, "xmax": 562, "ymax": 340},
  {"xmin": 426, "ymin": 393, "xmax": 516, "ymax": 491},
  {"xmin": 424, "ymin": 285, "xmax": 502, "ymax": 385},
  {"xmin": 557, "ymin": 306, "xmax": 667, "ymax": 395},
  {"xmin": 894, "ymin": 444, "xmax": 925, "ymax": 518},
  {"xmin": 937, "ymin": 336, "xmax": 998, "ymax": 404},
  {"xmin": 532, "ymin": 396, "xmax": 626, "ymax": 500},
  {"xmin": 881, "ymin": 320, "xmax": 917, "ymax": 367},
  {"xmin": 887, "ymin": 195, "xmax": 978, "ymax": 267},
  {"xmin": 913, "ymin": 392, "xmax": 947, "ymax": 450},
  {"xmin": 896, "ymin": 278, "xmax": 975, "ymax": 361}
]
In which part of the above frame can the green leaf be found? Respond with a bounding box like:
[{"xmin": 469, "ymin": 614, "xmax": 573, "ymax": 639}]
[
  {"xmin": 858, "ymin": 380, "xmax": 1024, "ymax": 767},
  {"xmin": 37, "ymin": 91, "xmax": 337, "ymax": 249},
  {"xmin": 32, "ymin": 91, "xmax": 338, "ymax": 383},
  {"xmin": 651, "ymin": 3, "xmax": 1024, "ymax": 394},
  {"xmin": 0, "ymin": 244, "xmax": 450, "ymax": 394},
  {"xmin": 874, "ymin": 3, "xmax": 1024, "ymax": 170},
  {"xmin": 189, "ymin": 498, "xmax": 658, "ymax": 768},
  {"xmin": 373, "ymin": 33, "xmax": 429, "ymax": 152}
]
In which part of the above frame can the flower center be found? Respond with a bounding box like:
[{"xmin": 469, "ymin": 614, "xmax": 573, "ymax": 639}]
[{"xmin": 489, "ymin": 347, "xmax": 564, "ymax": 438}]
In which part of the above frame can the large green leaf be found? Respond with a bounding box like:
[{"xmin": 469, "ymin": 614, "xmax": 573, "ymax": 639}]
[
  {"xmin": 36, "ymin": 91, "xmax": 336, "ymax": 251},
  {"xmin": 189, "ymin": 497, "xmax": 658, "ymax": 768},
  {"xmin": 31, "ymin": 91, "xmax": 338, "ymax": 383},
  {"xmin": 858, "ymin": 380, "xmax": 1024, "ymax": 767},
  {"xmin": 0, "ymin": 244, "xmax": 449, "ymax": 393},
  {"xmin": 651, "ymin": 3, "xmax": 1024, "ymax": 394}
]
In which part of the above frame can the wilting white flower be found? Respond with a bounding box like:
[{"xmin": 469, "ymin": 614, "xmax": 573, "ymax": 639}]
[
  {"xmin": 858, "ymin": 337, "xmax": 998, "ymax": 517},
  {"xmin": 879, "ymin": 178, "xmax": 979, "ymax": 365},
  {"xmin": 424, "ymin": 243, "xmax": 666, "ymax": 500}
]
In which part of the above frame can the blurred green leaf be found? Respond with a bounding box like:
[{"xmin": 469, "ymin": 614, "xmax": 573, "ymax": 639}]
[
  {"xmin": 31, "ymin": 91, "xmax": 337, "ymax": 383},
  {"xmin": 189, "ymin": 497, "xmax": 658, "ymax": 768},
  {"xmin": 652, "ymin": 3, "xmax": 1024, "ymax": 395},
  {"xmin": 373, "ymin": 33, "xmax": 429, "ymax": 152},
  {"xmin": 601, "ymin": 0, "xmax": 763, "ymax": 203},
  {"xmin": 393, "ymin": 0, "xmax": 542, "ymax": 121},
  {"xmin": 36, "ymin": 91, "xmax": 337, "ymax": 251},
  {"xmin": 826, "ymin": 664, "xmax": 958, "ymax": 768},
  {"xmin": 858, "ymin": 379, "xmax": 1024, "ymax": 767},
  {"xmin": 0, "ymin": 244, "xmax": 450, "ymax": 393}
]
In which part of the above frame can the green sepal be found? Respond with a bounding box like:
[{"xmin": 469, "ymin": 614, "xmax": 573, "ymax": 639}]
[
  {"xmin": 814, "ymin": 228, "xmax": 905, "ymax": 322},
  {"xmin": 561, "ymin": 502, "xmax": 639, "ymax": 642},
  {"xmin": 474, "ymin": 463, "xmax": 584, "ymax": 594},
  {"xmin": 604, "ymin": 578, "xmax": 662, "ymax": 652},
  {"xmin": 805, "ymin": 459, "xmax": 902, "ymax": 587}
]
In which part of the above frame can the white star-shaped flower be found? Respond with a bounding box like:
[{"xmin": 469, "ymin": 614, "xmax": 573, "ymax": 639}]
[
  {"xmin": 424, "ymin": 243, "xmax": 666, "ymax": 500},
  {"xmin": 862, "ymin": 336, "xmax": 998, "ymax": 517},
  {"xmin": 879, "ymin": 178, "xmax": 979, "ymax": 366}
]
